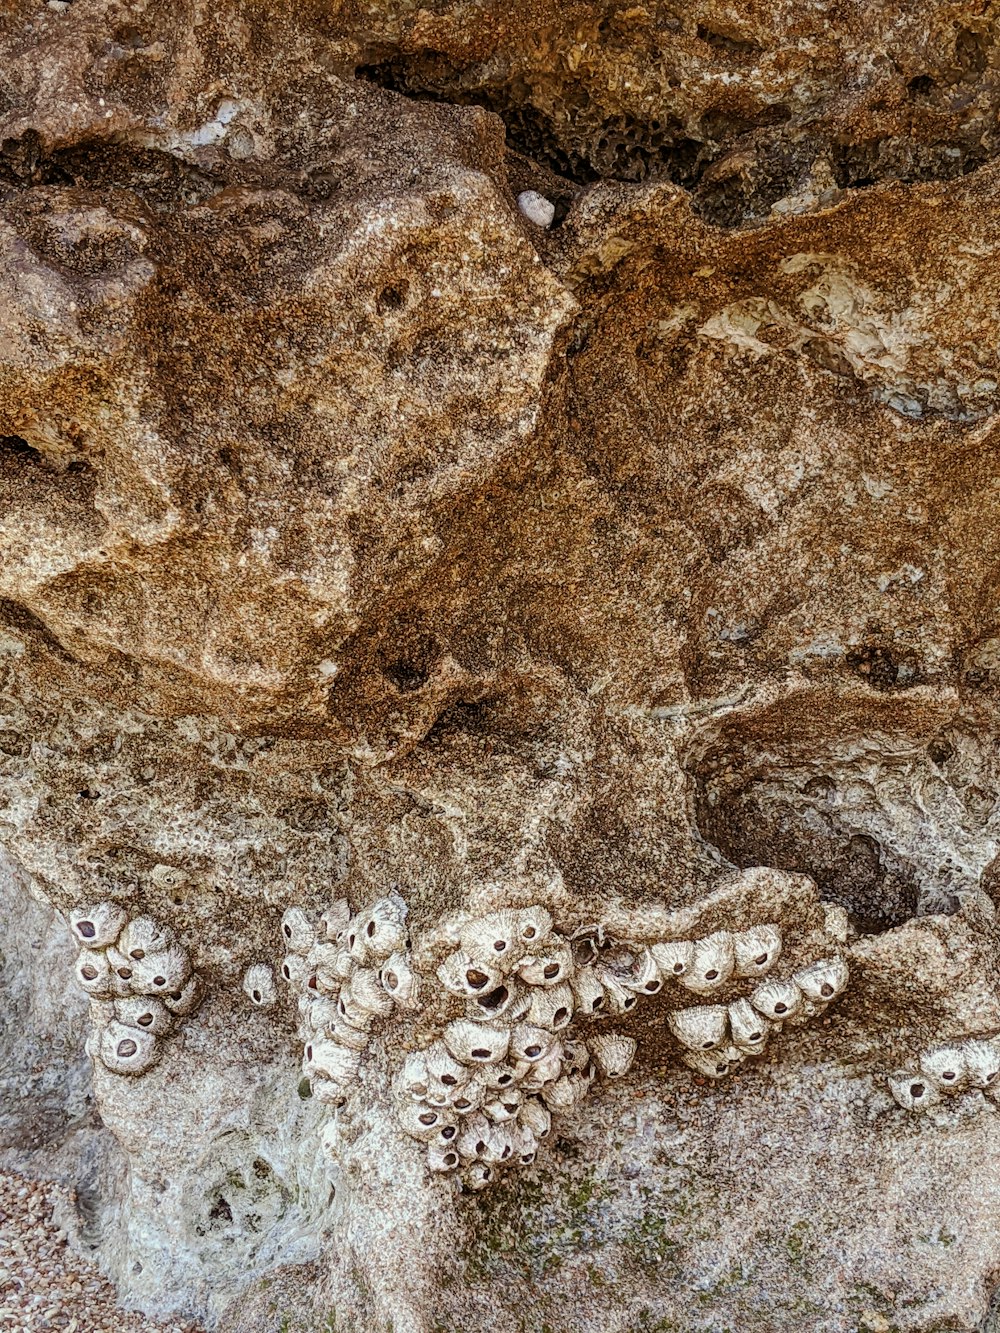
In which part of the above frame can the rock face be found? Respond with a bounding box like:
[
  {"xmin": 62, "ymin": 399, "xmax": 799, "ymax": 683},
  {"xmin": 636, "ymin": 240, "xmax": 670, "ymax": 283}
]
[{"xmin": 4, "ymin": 1, "xmax": 1000, "ymax": 1329}]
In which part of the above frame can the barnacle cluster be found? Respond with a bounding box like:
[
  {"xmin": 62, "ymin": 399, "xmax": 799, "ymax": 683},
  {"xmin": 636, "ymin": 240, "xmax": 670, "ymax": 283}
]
[
  {"xmin": 68, "ymin": 902, "xmax": 202, "ymax": 1075},
  {"xmin": 280, "ymin": 895, "xmax": 416, "ymax": 1107},
  {"xmin": 889, "ymin": 1035, "xmax": 1000, "ymax": 1112}
]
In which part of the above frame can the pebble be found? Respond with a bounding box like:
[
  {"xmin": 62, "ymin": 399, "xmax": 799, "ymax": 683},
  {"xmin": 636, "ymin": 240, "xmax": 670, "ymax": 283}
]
[
  {"xmin": 516, "ymin": 189, "xmax": 556, "ymax": 228},
  {"xmin": 0, "ymin": 1170, "xmax": 204, "ymax": 1332}
]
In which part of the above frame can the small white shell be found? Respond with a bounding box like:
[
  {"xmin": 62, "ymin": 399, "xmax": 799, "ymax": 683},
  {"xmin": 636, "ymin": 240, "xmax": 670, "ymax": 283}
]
[
  {"xmin": 451, "ymin": 1075, "xmax": 487, "ymax": 1115},
  {"xmin": 396, "ymin": 1051, "xmax": 430, "ymax": 1100},
  {"xmin": 560, "ymin": 1039, "xmax": 592, "ymax": 1079},
  {"xmin": 516, "ymin": 1046, "xmax": 564, "ymax": 1090},
  {"xmin": 398, "ymin": 1102, "xmax": 456, "ymax": 1142},
  {"xmin": 281, "ymin": 907, "xmax": 315, "ymax": 955},
  {"xmin": 113, "ymin": 996, "xmax": 174, "ymax": 1037},
  {"xmin": 525, "ymin": 982, "xmax": 574, "ymax": 1031},
  {"xmin": 594, "ymin": 968, "xmax": 639, "ymax": 1016},
  {"xmin": 129, "ymin": 946, "xmax": 192, "ymax": 997},
  {"xmin": 437, "ymin": 950, "xmax": 501, "ymax": 998},
  {"xmin": 336, "ymin": 987, "xmax": 376, "ymax": 1031},
  {"xmin": 518, "ymin": 1097, "xmax": 552, "ymax": 1139},
  {"xmin": 427, "ymin": 1141, "xmax": 461, "ymax": 1172},
  {"xmin": 509, "ymin": 1025, "xmax": 557, "ymax": 1064},
  {"xmin": 426, "ymin": 1041, "xmax": 472, "ymax": 1090},
  {"xmin": 118, "ymin": 916, "xmax": 175, "ymax": 962},
  {"xmin": 354, "ymin": 898, "xmax": 407, "ymax": 961},
  {"xmin": 682, "ymin": 1046, "xmax": 742, "ymax": 1079},
  {"xmin": 149, "ymin": 864, "xmax": 189, "ymax": 891},
  {"xmin": 616, "ymin": 947, "xmax": 663, "ymax": 996},
  {"xmin": 793, "ymin": 955, "xmax": 849, "ymax": 1004},
  {"xmin": 320, "ymin": 900, "xmax": 351, "ymax": 941},
  {"xmin": 281, "ymin": 954, "xmax": 310, "ymax": 986},
  {"xmin": 303, "ymin": 1038, "xmax": 361, "ymax": 1084},
  {"xmin": 589, "ymin": 1032, "xmax": 637, "ymax": 1078},
  {"xmin": 483, "ymin": 1063, "xmax": 520, "ymax": 1091},
  {"xmin": 517, "ymin": 189, "xmax": 556, "ymax": 228},
  {"xmin": 668, "ymin": 1005, "xmax": 729, "ymax": 1052},
  {"xmin": 243, "ymin": 964, "xmax": 277, "ymax": 1008},
  {"xmin": 889, "ymin": 1069, "xmax": 941, "ymax": 1111},
  {"xmin": 650, "ymin": 939, "xmax": 694, "ymax": 980},
  {"xmin": 75, "ymin": 950, "xmax": 114, "ymax": 997},
  {"xmin": 511, "ymin": 1122, "xmax": 539, "ymax": 1164},
  {"xmin": 678, "ymin": 932, "xmax": 735, "ymax": 995},
  {"xmin": 728, "ymin": 998, "xmax": 770, "ymax": 1052},
  {"xmin": 919, "ymin": 1045, "xmax": 968, "ymax": 1094},
  {"xmin": 328, "ymin": 1015, "xmax": 371, "ymax": 1052},
  {"xmin": 484, "ymin": 1091, "xmax": 523, "ymax": 1123},
  {"xmin": 517, "ymin": 905, "xmax": 553, "ymax": 947},
  {"xmin": 312, "ymin": 1077, "xmax": 349, "ymax": 1108},
  {"xmin": 570, "ymin": 968, "xmax": 608, "ymax": 1017},
  {"xmin": 480, "ymin": 1123, "xmax": 517, "ymax": 1165},
  {"xmin": 517, "ymin": 942, "xmax": 574, "ymax": 989},
  {"xmin": 379, "ymin": 952, "xmax": 418, "ymax": 1007},
  {"xmin": 162, "ymin": 973, "xmax": 203, "ymax": 1017},
  {"xmin": 460, "ymin": 911, "xmax": 524, "ymax": 972},
  {"xmin": 468, "ymin": 978, "xmax": 530, "ymax": 1025},
  {"xmin": 462, "ymin": 1162, "xmax": 495, "ymax": 1191},
  {"xmin": 69, "ymin": 902, "xmax": 127, "ymax": 950},
  {"xmin": 98, "ymin": 1021, "xmax": 161, "ymax": 1076},
  {"xmin": 963, "ymin": 1037, "xmax": 1000, "ymax": 1089},
  {"xmin": 750, "ymin": 977, "xmax": 804, "ymax": 1022},
  {"xmin": 347, "ymin": 968, "xmax": 396, "ymax": 1020},
  {"xmin": 457, "ymin": 1112, "xmax": 492, "ymax": 1160},
  {"xmin": 443, "ymin": 1019, "xmax": 511, "ymax": 1066},
  {"xmin": 297, "ymin": 994, "xmax": 339, "ymax": 1038},
  {"xmin": 105, "ymin": 947, "xmax": 136, "ymax": 992},
  {"xmin": 733, "ymin": 924, "xmax": 782, "ymax": 979},
  {"xmin": 541, "ymin": 1073, "xmax": 591, "ymax": 1111}
]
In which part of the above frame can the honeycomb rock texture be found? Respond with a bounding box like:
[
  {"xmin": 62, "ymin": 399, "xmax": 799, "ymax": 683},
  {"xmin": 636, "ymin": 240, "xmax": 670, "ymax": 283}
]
[{"xmin": 4, "ymin": 0, "xmax": 1000, "ymax": 1329}]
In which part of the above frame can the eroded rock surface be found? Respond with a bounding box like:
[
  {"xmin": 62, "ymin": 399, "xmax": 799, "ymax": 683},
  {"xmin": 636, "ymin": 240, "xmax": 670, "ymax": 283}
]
[{"xmin": 4, "ymin": 1, "xmax": 1000, "ymax": 1330}]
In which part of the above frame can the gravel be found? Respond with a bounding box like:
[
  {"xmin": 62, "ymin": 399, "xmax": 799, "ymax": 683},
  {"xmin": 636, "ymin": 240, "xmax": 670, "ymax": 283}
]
[{"xmin": 0, "ymin": 1169, "xmax": 205, "ymax": 1332}]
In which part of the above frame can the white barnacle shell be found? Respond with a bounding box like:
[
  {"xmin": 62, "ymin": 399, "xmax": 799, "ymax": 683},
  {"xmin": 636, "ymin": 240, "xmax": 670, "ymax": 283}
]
[
  {"xmin": 443, "ymin": 1019, "xmax": 511, "ymax": 1066},
  {"xmin": 509, "ymin": 1024, "xmax": 557, "ymax": 1064},
  {"xmin": 683, "ymin": 1046, "xmax": 741, "ymax": 1079},
  {"xmin": 162, "ymin": 973, "xmax": 203, "ymax": 1017},
  {"xmin": 426, "ymin": 1041, "xmax": 472, "ymax": 1091},
  {"xmin": 355, "ymin": 897, "xmax": 407, "ymax": 961},
  {"xmin": 462, "ymin": 1162, "xmax": 495, "ymax": 1191},
  {"xmin": 517, "ymin": 942, "xmax": 574, "ymax": 989},
  {"xmin": 113, "ymin": 996, "xmax": 174, "ymax": 1037},
  {"xmin": 380, "ymin": 951, "xmax": 418, "ymax": 1008},
  {"xmin": 518, "ymin": 1097, "xmax": 552, "ymax": 1139},
  {"xmin": 561, "ymin": 1039, "xmax": 592, "ymax": 1079},
  {"xmin": 733, "ymin": 924, "xmax": 782, "ymax": 979},
  {"xmin": 118, "ymin": 916, "xmax": 175, "ymax": 962},
  {"xmin": 678, "ymin": 932, "xmax": 735, "ymax": 995},
  {"xmin": 347, "ymin": 968, "xmax": 396, "ymax": 1020},
  {"xmin": 457, "ymin": 1112, "xmax": 493, "ymax": 1161},
  {"xmin": 468, "ymin": 978, "xmax": 529, "ymax": 1024},
  {"xmin": 570, "ymin": 967, "xmax": 608, "ymax": 1017},
  {"xmin": 297, "ymin": 994, "xmax": 338, "ymax": 1039},
  {"xmin": 105, "ymin": 946, "xmax": 136, "ymax": 990},
  {"xmin": 427, "ymin": 1141, "xmax": 461, "ymax": 1173},
  {"xmin": 485, "ymin": 1091, "xmax": 523, "ymax": 1124},
  {"xmin": 320, "ymin": 899, "xmax": 351, "ymax": 941},
  {"xmin": 793, "ymin": 955, "xmax": 849, "ymax": 1005},
  {"xmin": 149, "ymin": 863, "xmax": 189, "ymax": 891},
  {"xmin": 588, "ymin": 1032, "xmax": 637, "ymax": 1079},
  {"xmin": 728, "ymin": 998, "xmax": 770, "ymax": 1052},
  {"xmin": 616, "ymin": 947, "xmax": 663, "ymax": 996},
  {"xmin": 651, "ymin": 939, "xmax": 695, "ymax": 980},
  {"xmin": 451, "ymin": 1074, "xmax": 488, "ymax": 1116},
  {"xmin": 667, "ymin": 1005, "xmax": 729, "ymax": 1052},
  {"xmin": 919, "ymin": 1045, "xmax": 969, "ymax": 1094},
  {"xmin": 750, "ymin": 977, "xmax": 804, "ymax": 1022},
  {"xmin": 398, "ymin": 1101, "xmax": 456, "ymax": 1142},
  {"xmin": 69, "ymin": 902, "xmax": 127, "ymax": 950},
  {"xmin": 281, "ymin": 954, "xmax": 311, "ymax": 987},
  {"xmin": 510, "ymin": 1122, "xmax": 539, "ymax": 1165},
  {"xmin": 460, "ymin": 911, "xmax": 524, "ymax": 972},
  {"xmin": 595, "ymin": 968, "xmax": 639, "ymax": 1016},
  {"xmin": 525, "ymin": 981, "xmax": 574, "ymax": 1032},
  {"xmin": 517, "ymin": 905, "xmax": 553, "ymax": 947},
  {"xmin": 243, "ymin": 963, "xmax": 277, "ymax": 1009},
  {"xmin": 431, "ymin": 1119, "xmax": 462, "ymax": 1150},
  {"xmin": 308, "ymin": 941, "xmax": 342, "ymax": 980},
  {"xmin": 889, "ymin": 1069, "xmax": 941, "ymax": 1112},
  {"xmin": 336, "ymin": 986, "xmax": 377, "ymax": 1031},
  {"xmin": 75, "ymin": 950, "xmax": 114, "ymax": 997},
  {"xmin": 396, "ymin": 1051, "xmax": 430, "ymax": 1101},
  {"xmin": 963, "ymin": 1037, "xmax": 1000, "ymax": 1090},
  {"xmin": 329, "ymin": 1015, "xmax": 372, "ymax": 1052},
  {"xmin": 480, "ymin": 1123, "xmax": 517, "ymax": 1165},
  {"xmin": 437, "ymin": 950, "xmax": 502, "ymax": 998},
  {"xmin": 312, "ymin": 1077, "xmax": 349, "ymax": 1108},
  {"xmin": 304, "ymin": 1038, "xmax": 361, "ymax": 1084},
  {"xmin": 281, "ymin": 907, "xmax": 316, "ymax": 955},
  {"xmin": 541, "ymin": 1073, "xmax": 591, "ymax": 1112},
  {"xmin": 517, "ymin": 1045, "xmax": 564, "ymax": 1090},
  {"xmin": 517, "ymin": 189, "xmax": 556, "ymax": 228},
  {"xmin": 483, "ymin": 1063, "xmax": 520, "ymax": 1092},
  {"xmin": 130, "ymin": 945, "xmax": 192, "ymax": 997},
  {"xmin": 98, "ymin": 1021, "xmax": 161, "ymax": 1076}
]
